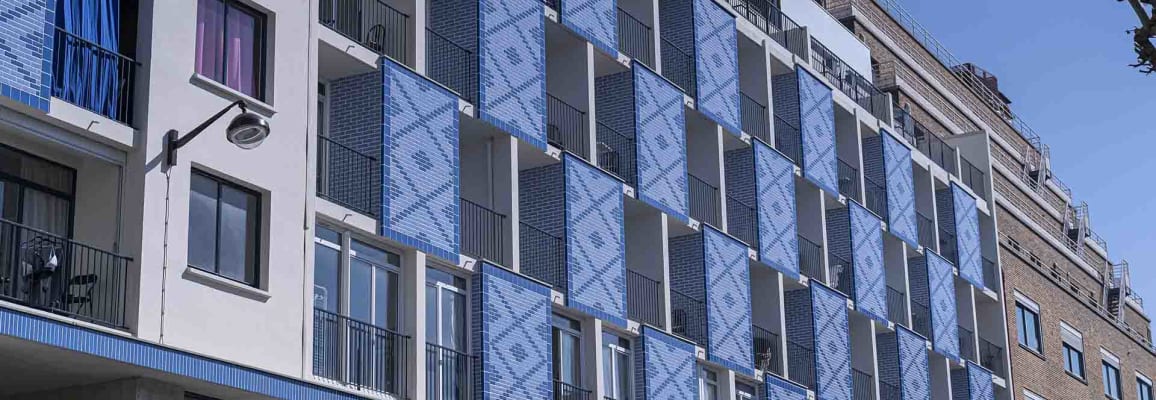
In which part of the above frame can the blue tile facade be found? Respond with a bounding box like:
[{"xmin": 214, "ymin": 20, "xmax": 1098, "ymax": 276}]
[
  {"xmin": 636, "ymin": 326, "xmax": 699, "ymax": 400},
  {"xmin": 471, "ymin": 263, "xmax": 553, "ymax": 400},
  {"xmin": 704, "ymin": 227, "xmax": 754, "ymax": 375},
  {"xmin": 756, "ymin": 143, "xmax": 800, "ymax": 278},
  {"xmin": 0, "ymin": 0, "xmax": 53, "ymax": 111},
  {"xmin": 691, "ymin": 0, "xmax": 741, "ymax": 136},
  {"xmin": 850, "ymin": 202, "xmax": 886, "ymax": 323},
  {"xmin": 897, "ymin": 326, "xmax": 931, "ymax": 400},
  {"xmin": 882, "ymin": 132, "xmax": 918, "ymax": 248},
  {"xmin": 951, "ymin": 183, "xmax": 983, "ymax": 289},
  {"xmin": 564, "ymin": 155, "xmax": 628, "ymax": 327},
  {"xmin": 812, "ymin": 283, "xmax": 852, "ymax": 400},
  {"xmin": 797, "ymin": 67, "xmax": 838, "ymax": 194},
  {"xmin": 927, "ymin": 251, "xmax": 960, "ymax": 361},
  {"xmin": 634, "ymin": 64, "xmax": 690, "ymax": 221},
  {"xmin": 560, "ymin": 0, "xmax": 617, "ymax": 55},
  {"xmin": 950, "ymin": 362, "xmax": 994, "ymax": 400},
  {"xmin": 478, "ymin": 0, "xmax": 547, "ymax": 150},
  {"xmin": 381, "ymin": 59, "xmax": 461, "ymax": 262},
  {"xmin": 764, "ymin": 373, "xmax": 809, "ymax": 400}
]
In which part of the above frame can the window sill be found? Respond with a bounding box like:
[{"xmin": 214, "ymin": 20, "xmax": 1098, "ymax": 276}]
[
  {"xmin": 1064, "ymin": 370, "xmax": 1088, "ymax": 385},
  {"xmin": 1018, "ymin": 344, "xmax": 1047, "ymax": 361},
  {"xmin": 189, "ymin": 74, "xmax": 276, "ymax": 117},
  {"xmin": 183, "ymin": 266, "xmax": 271, "ymax": 302}
]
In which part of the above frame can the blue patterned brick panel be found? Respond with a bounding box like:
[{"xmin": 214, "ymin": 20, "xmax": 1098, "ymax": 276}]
[
  {"xmin": 927, "ymin": 251, "xmax": 959, "ymax": 361},
  {"xmin": 692, "ymin": 0, "xmax": 741, "ymax": 136},
  {"xmin": 812, "ymin": 283, "xmax": 852, "ymax": 400},
  {"xmin": 471, "ymin": 263, "xmax": 553, "ymax": 400},
  {"xmin": 564, "ymin": 155, "xmax": 628, "ymax": 326},
  {"xmin": 561, "ymin": 0, "xmax": 618, "ymax": 55},
  {"xmin": 951, "ymin": 183, "xmax": 983, "ymax": 289},
  {"xmin": 634, "ymin": 64, "xmax": 690, "ymax": 220},
  {"xmin": 850, "ymin": 202, "xmax": 886, "ymax": 323},
  {"xmin": 636, "ymin": 326, "xmax": 699, "ymax": 400},
  {"xmin": 878, "ymin": 132, "xmax": 917, "ymax": 247},
  {"xmin": 381, "ymin": 59, "xmax": 461, "ymax": 262},
  {"xmin": 478, "ymin": 0, "xmax": 547, "ymax": 149},
  {"xmin": 796, "ymin": 67, "xmax": 838, "ymax": 194},
  {"xmin": 756, "ymin": 142, "xmax": 800, "ymax": 279},
  {"xmin": 0, "ymin": 0, "xmax": 53, "ymax": 111},
  {"xmin": 898, "ymin": 327, "xmax": 931, "ymax": 400},
  {"xmin": 764, "ymin": 373, "xmax": 809, "ymax": 400},
  {"xmin": 704, "ymin": 227, "xmax": 755, "ymax": 375},
  {"xmin": 966, "ymin": 362, "xmax": 994, "ymax": 400}
]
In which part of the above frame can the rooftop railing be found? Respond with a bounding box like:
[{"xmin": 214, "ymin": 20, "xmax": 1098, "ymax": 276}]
[
  {"xmin": 617, "ymin": 8, "xmax": 655, "ymax": 67},
  {"xmin": 809, "ymin": 38, "xmax": 890, "ymax": 121},
  {"xmin": 725, "ymin": 0, "xmax": 807, "ymax": 57},
  {"xmin": 320, "ymin": 0, "xmax": 410, "ymax": 64},
  {"xmin": 626, "ymin": 269, "xmax": 663, "ymax": 328},
  {"xmin": 547, "ymin": 94, "xmax": 590, "ymax": 159},
  {"xmin": 460, "ymin": 198, "xmax": 507, "ymax": 265},
  {"xmin": 52, "ymin": 27, "xmax": 140, "ymax": 126},
  {"xmin": 313, "ymin": 309, "xmax": 409, "ymax": 396}
]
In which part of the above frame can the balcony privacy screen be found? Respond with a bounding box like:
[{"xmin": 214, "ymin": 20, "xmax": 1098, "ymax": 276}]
[
  {"xmin": 797, "ymin": 67, "xmax": 838, "ymax": 194},
  {"xmin": 471, "ymin": 263, "xmax": 552, "ymax": 399},
  {"xmin": 724, "ymin": 142, "xmax": 799, "ymax": 278},
  {"xmin": 926, "ymin": 251, "xmax": 960, "ymax": 361},
  {"xmin": 635, "ymin": 326, "xmax": 698, "ymax": 399},
  {"xmin": 882, "ymin": 131, "xmax": 918, "ymax": 247},
  {"xmin": 951, "ymin": 183, "xmax": 984, "ymax": 288},
  {"xmin": 812, "ymin": 284, "xmax": 852, "ymax": 400},
  {"xmin": 563, "ymin": 155, "xmax": 628, "ymax": 326},
  {"xmin": 381, "ymin": 60, "xmax": 460, "ymax": 262},
  {"xmin": 1, "ymin": 0, "xmax": 53, "ymax": 111},
  {"xmin": 633, "ymin": 64, "xmax": 689, "ymax": 219},
  {"xmin": 951, "ymin": 362, "xmax": 995, "ymax": 400},
  {"xmin": 878, "ymin": 327, "xmax": 931, "ymax": 400},
  {"xmin": 55, "ymin": 0, "xmax": 120, "ymax": 117},
  {"xmin": 691, "ymin": 0, "xmax": 741, "ymax": 135},
  {"xmin": 764, "ymin": 373, "xmax": 808, "ymax": 400},
  {"xmin": 560, "ymin": 0, "xmax": 617, "ymax": 55},
  {"xmin": 703, "ymin": 227, "xmax": 754, "ymax": 375},
  {"xmin": 478, "ymin": 0, "xmax": 547, "ymax": 149},
  {"xmin": 849, "ymin": 202, "xmax": 886, "ymax": 322}
]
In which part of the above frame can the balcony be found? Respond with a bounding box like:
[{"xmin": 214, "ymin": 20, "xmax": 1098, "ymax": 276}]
[
  {"xmin": 313, "ymin": 309, "xmax": 410, "ymax": 396},
  {"xmin": 774, "ymin": 114, "xmax": 803, "ymax": 166},
  {"xmin": 460, "ymin": 198, "xmax": 507, "ymax": 265},
  {"xmin": 916, "ymin": 211, "xmax": 936, "ymax": 250},
  {"xmin": 626, "ymin": 269, "xmax": 663, "ymax": 328},
  {"xmin": 317, "ymin": 136, "xmax": 380, "ymax": 217},
  {"xmin": 547, "ymin": 94, "xmax": 590, "ymax": 159},
  {"xmin": 937, "ymin": 225, "xmax": 957, "ymax": 267},
  {"xmin": 660, "ymin": 37, "xmax": 696, "ymax": 96},
  {"xmin": 829, "ymin": 251, "xmax": 854, "ymax": 299},
  {"xmin": 886, "ymin": 286, "xmax": 907, "ymax": 325},
  {"xmin": 853, "ymin": 368, "xmax": 874, "ymax": 400},
  {"xmin": 519, "ymin": 222, "xmax": 567, "ymax": 291},
  {"xmin": 595, "ymin": 122, "xmax": 637, "ymax": 186},
  {"xmin": 319, "ymin": 0, "xmax": 410, "ymax": 63},
  {"xmin": 753, "ymin": 325, "xmax": 783, "ymax": 376},
  {"xmin": 741, "ymin": 93, "xmax": 771, "ymax": 144},
  {"xmin": 786, "ymin": 338, "xmax": 815, "ymax": 389},
  {"xmin": 724, "ymin": 0, "xmax": 807, "ymax": 57},
  {"xmin": 426, "ymin": 343, "xmax": 473, "ymax": 399},
  {"xmin": 809, "ymin": 38, "xmax": 890, "ymax": 121},
  {"xmin": 617, "ymin": 8, "xmax": 655, "ymax": 67},
  {"xmin": 555, "ymin": 380, "xmax": 593, "ymax": 400},
  {"xmin": 670, "ymin": 288, "xmax": 707, "ymax": 344},
  {"xmin": 879, "ymin": 381, "xmax": 900, "ymax": 400},
  {"xmin": 958, "ymin": 324, "xmax": 976, "ymax": 362},
  {"xmin": 837, "ymin": 159, "xmax": 861, "ymax": 200},
  {"xmin": 52, "ymin": 27, "xmax": 139, "ymax": 126},
  {"xmin": 979, "ymin": 337, "xmax": 1004, "ymax": 378},
  {"xmin": 863, "ymin": 172, "xmax": 887, "ymax": 218},
  {"xmin": 983, "ymin": 257, "xmax": 998, "ymax": 289},
  {"xmin": 426, "ymin": 28, "xmax": 478, "ymax": 103},
  {"xmin": 0, "ymin": 218, "xmax": 130, "ymax": 330},
  {"xmin": 688, "ymin": 174, "xmax": 721, "ymax": 227},
  {"xmin": 893, "ymin": 107, "xmax": 958, "ymax": 174},
  {"xmin": 726, "ymin": 194, "xmax": 758, "ymax": 247},
  {"xmin": 798, "ymin": 235, "xmax": 824, "ymax": 282},
  {"xmin": 910, "ymin": 299, "xmax": 930, "ymax": 338},
  {"xmin": 959, "ymin": 155, "xmax": 986, "ymax": 200}
]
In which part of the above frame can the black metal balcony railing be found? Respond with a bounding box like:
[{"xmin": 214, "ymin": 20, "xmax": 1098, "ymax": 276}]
[
  {"xmin": 670, "ymin": 288, "xmax": 707, "ymax": 345},
  {"xmin": 0, "ymin": 218, "xmax": 130, "ymax": 329},
  {"xmin": 798, "ymin": 235, "xmax": 823, "ymax": 282},
  {"xmin": 786, "ymin": 339, "xmax": 815, "ymax": 389},
  {"xmin": 982, "ymin": 257, "xmax": 998, "ymax": 289},
  {"xmin": 879, "ymin": 381, "xmax": 901, "ymax": 400},
  {"xmin": 979, "ymin": 337, "xmax": 1004, "ymax": 377},
  {"xmin": 426, "ymin": 343, "xmax": 473, "ymax": 400},
  {"xmin": 313, "ymin": 309, "xmax": 409, "ymax": 396},
  {"xmin": 959, "ymin": 155, "xmax": 986, "ymax": 200},
  {"xmin": 892, "ymin": 107, "xmax": 958, "ymax": 174},
  {"xmin": 889, "ymin": 106, "xmax": 918, "ymax": 147},
  {"xmin": 519, "ymin": 223, "xmax": 567, "ymax": 292},
  {"xmin": 837, "ymin": 159, "xmax": 861, "ymax": 200},
  {"xmin": 596, "ymin": 122, "xmax": 637, "ymax": 187},
  {"xmin": 660, "ymin": 37, "xmax": 695, "ymax": 96},
  {"xmin": 460, "ymin": 198, "xmax": 507, "ymax": 265},
  {"xmin": 910, "ymin": 300, "xmax": 931, "ymax": 338},
  {"xmin": 52, "ymin": 27, "xmax": 139, "ymax": 126},
  {"xmin": 809, "ymin": 38, "xmax": 889, "ymax": 121},
  {"xmin": 864, "ymin": 173, "xmax": 887, "ymax": 219},
  {"xmin": 916, "ymin": 212, "xmax": 936, "ymax": 250},
  {"xmin": 741, "ymin": 93, "xmax": 771, "ymax": 144},
  {"xmin": 626, "ymin": 269, "xmax": 663, "ymax": 328},
  {"xmin": 726, "ymin": 195, "xmax": 758, "ymax": 247},
  {"xmin": 547, "ymin": 94, "xmax": 590, "ymax": 159},
  {"xmin": 617, "ymin": 8, "xmax": 655, "ymax": 67},
  {"xmin": 886, "ymin": 286, "xmax": 907, "ymax": 326},
  {"xmin": 724, "ymin": 0, "xmax": 807, "ymax": 57},
  {"xmin": 853, "ymin": 369, "xmax": 875, "ymax": 400},
  {"xmin": 774, "ymin": 115, "xmax": 803, "ymax": 166},
  {"xmin": 541, "ymin": 0, "xmax": 559, "ymax": 9},
  {"xmin": 938, "ymin": 228, "xmax": 957, "ymax": 267},
  {"xmin": 317, "ymin": 136, "xmax": 379, "ymax": 217},
  {"xmin": 688, "ymin": 174, "xmax": 721, "ymax": 228},
  {"xmin": 319, "ymin": 0, "xmax": 409, "ymax": 63},
  {"xmin": 753, "ymin": 325, "xmax": 783, "ymax": 376},
  {"xmin": 959, "ymin": 325, "xmax": 976, "ymax": 362},
  {"xmin": 829, "ymin": 251, "xmax": 854, "ymax": 299},
  {"xmin": 555, "ymin": 380, "xmax": 593, "ymax": 400},
  {"xmin": 426, "ymin": 28, "xmax": 477, "ymax": 103}
]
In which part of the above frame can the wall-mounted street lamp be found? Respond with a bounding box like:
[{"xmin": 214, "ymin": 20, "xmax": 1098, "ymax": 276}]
[{"xmin": 165, "ymin": 100, "xmax": 271, "ymax": 167}]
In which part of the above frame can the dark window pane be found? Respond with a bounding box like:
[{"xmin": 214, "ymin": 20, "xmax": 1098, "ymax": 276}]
[
  {"xmin": 349, "ymin": 258, "xmax": 373, "ymax": 323},
  {"xmin": 218, "ymin": 184, "xmax": 257, "ymax": 284},
  {"xmin": 195, "ymin": 0, "xmax": 226, "ymax": 81},
  {"xmin": 188, "ymin": 173, "xmax": 219, "ymax": 272},
  {"xmin": 313, "ymin": 242, "xmax": 340, "ymax": 312}
]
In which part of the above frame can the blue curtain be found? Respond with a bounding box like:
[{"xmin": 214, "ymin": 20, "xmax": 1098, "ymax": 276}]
[{"xmin": 55, "ymin": 0, "xmax": 121, "ymax": 119}]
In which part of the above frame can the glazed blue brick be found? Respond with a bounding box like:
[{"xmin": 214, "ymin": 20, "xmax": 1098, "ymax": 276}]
[
  {"xmin": 797, "ymin": 67, "xmax": 838, "ymax": 195},
  {"xmin": 634, "ymin": 64, "xmax": 690, "ymax": 221},
  {"xmin": 692, "ymin": 0, "xmax": 741, "ymax": 136},
  {"xmin": 381, "ymin": 59, "xmax": 461, "ymax": 263},
  {"xmin": 560, "ymin": 0, "xmax": 618, "ymax": 55},
  {"xmin": 704, "ymin": 227, "xmax": 754, "ymax": 375},
  {"xmin": 813, "ymin": 283, "xmax": 852, "ymax": 400},
  {"xmin": 882, "ymin": 131, "xmax": 919, "ymax": 248},
  {"xmin": 636, "ymin": 326, "xmax": 698, "ymax": 400},
  {"xmin": 756, "ymin": 143, "xmax": 800, "ymax": 278},
  {"xmin": 898, "ymin": 326, "xmax": 931, "ymax": 400},
  {"xmin": 478, "ymin": 0, "xmax": 548, "ymax": 150},
  {"xmin": 471, "ymin": 263, "xmax": 553, "ymax": 400},
  {"xmin": 850, "ymin": 202, "xmax": 886, "ymax": 323},
  {"xmin": 0, "ymin": 0, "xmax": 54, "ymax": 111},
  {"xmin": 951, "ymin": 183, "xmax": 983, "ymax": 289},
  {"xmin": 927, "ymin": 251, "xmax": 960, "ymax": 361},
  {"xmin": 564, "ymin": 155, "xmax": 628, "ymax": 327},
  {"xmin": 764, "ymin": 373, "xmax": 809, "ymax": 400}
]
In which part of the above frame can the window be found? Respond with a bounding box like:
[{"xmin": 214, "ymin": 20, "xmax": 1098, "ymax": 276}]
[
  {"xmin": 195, "ymin": 0, "xmax": 266, "ymax": 99},
  {"xmin": 1139, "ymin": 375, "xmax": 1153, "ymax": 400},
  {"xmin": 189, "ymin": 170, "xmax": 261, "ymax": 286},
  {"xmin": 699, "ymin": 367, "xmax": 719, "ymax": 400},
  {"xmin": 1014, "ymin": 295, "xmax": 1042, "ymax": 353},
  {"xmin": 1103, "ymin": 360, "xmax": 1122, "ymax": 399},
  {"xmin": 553, "ymin": 314, "xmax": 583, "ymax": 390},
  {"xmin": 312, "ymin": 227, "xmax": 401, "ymax": 328},
  {"xmin": 1060, "ymin": 322, "xmax": 1085, "ymax": 380},
  {"xmin": 427, "ymin": 268, "xmax": 468, "ymax": 399},
  {"xmin": 735, "ymin": 382, "xmax": 756, "ymax": 400},
  {"xmin": 603, "ymin": 334, "xmax": 632, "ymax": 400},
  {"xmin": 1022, "ymin": 390, "xmax": 1046, "ymax": 400},
  {"xmin": 0, "ymin": 144, "xmax": 76, "ymax": 236}
]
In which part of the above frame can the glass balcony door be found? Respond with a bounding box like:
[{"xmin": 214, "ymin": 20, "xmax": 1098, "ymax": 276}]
[{"xmin": 427, "ymin": 269, "xmax": 468, "ymax": 400}]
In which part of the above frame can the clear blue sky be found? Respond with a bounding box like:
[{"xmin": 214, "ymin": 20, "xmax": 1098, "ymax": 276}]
[{"xmin": 892, "ymin": 0, "xmax": 1156, "ymax": 304}]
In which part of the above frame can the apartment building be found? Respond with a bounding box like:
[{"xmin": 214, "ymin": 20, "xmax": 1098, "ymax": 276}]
[
  {"xmin": 821, "ymin": 0, "xmax": 1156, "ymax": 399},
  {"xmin": 0, "ymin": 0, "xmax": 1097, "ymax": 400}
]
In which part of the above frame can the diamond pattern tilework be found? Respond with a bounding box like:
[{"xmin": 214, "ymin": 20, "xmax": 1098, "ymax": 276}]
[
  {"xmin": 882, "ymin": 131, "xmax": 918, "ymax": 248},
  {"xmin": 951, "ymin": 183, "xmax": 983, "ymax": 289},
  {"xmin": 692, "ymin": 0, "xmax": 741, "ymax": 136},
  {"xmin": 850, "ymin": 202, "xmax": 886, "ymax": 323},
  {"xmin": 479, "ymin": 0, "xmax": 547, "ymax": 150},
  {"xmin": 764, "ymin": 373, "xmax": 809, "ymax": 400},
  {"xmin": 966, "ymin": 362, "xmax": 994, "ymax": 400},
  {"xmin": 0, "ymin": 0, "xmax": 54, "ymax": 111},
  {"xmin": 381, "ymin": 59, "xmax": 461, "ymax": 262},
  {"xmin": 636, "ymin": 326, "xmax": 698, "ymax": 400},
  {"xmin": 796, "ymin": 67, "xmax": 838, "ymax": 194},
  {"xmin": 471, "ymin": 263, "xmax": 553, "ymax": 400},
  {"xmin": 898, "ymin": 326, "xmax": 931, "ymax": 400},
  {"xmin": 755, "ymin": 143, "xmax": 800, "ymax": 278},
  {"xmin": 927, "ymin": 251, "xmax": 960, "ymax": 361},
  {"xmin": 812, "ymin": 283, "xmax": 852, "ymax": 400},
  {"xmin": 561, "ymin": 0, "xmax": 617, "ymax": 55},
  {"xmin": 564, "ymin": 155, "xmax": 628, "ymax": 327},
  {"xmin": 634, "ymin": 64, "xmax": 690, "ymax": 220},
  {"xmin": 704, "ymin": 227, "xmax": 754, "ymax": 375}
]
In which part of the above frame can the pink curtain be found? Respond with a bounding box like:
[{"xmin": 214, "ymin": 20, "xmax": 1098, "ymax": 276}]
[{"xmin": 195, "ymin": 0, "xmax": 258, "ymax": 98}]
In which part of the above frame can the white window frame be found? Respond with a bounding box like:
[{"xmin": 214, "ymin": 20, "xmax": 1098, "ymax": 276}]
[
  {"xmin": 699, "ymin": 366, "xmax": 719, "ymax": 400},
  {"xmin": 602, "ymin": 335, "xmax": 633, "ymax": 400},
  {"xmin": 1138, "ymin": 373, "xmax": 1154, "ymax": 400},
  {"xmin": 313, "ymin": 226, "xmax": 403, "ymax": 331},
  {"xmin": 1022, "ymin": 389, "xmax": 1046, "ymax": 400}
]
